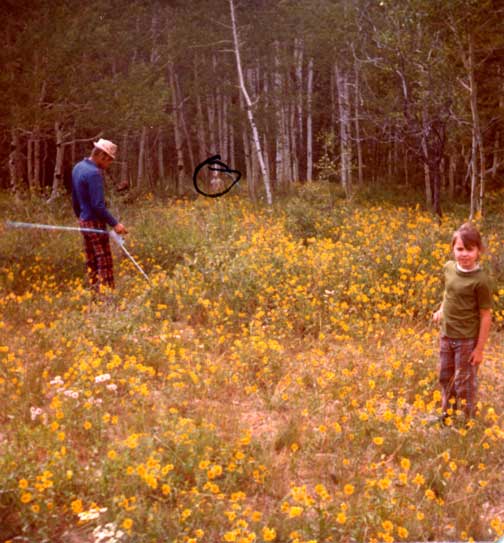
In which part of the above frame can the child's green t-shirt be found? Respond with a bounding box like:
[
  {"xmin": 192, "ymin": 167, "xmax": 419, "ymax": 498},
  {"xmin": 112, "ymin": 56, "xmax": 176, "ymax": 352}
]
[{"xmin": 441, "ymin": 261, "xmax": 492, "ymax": 339}]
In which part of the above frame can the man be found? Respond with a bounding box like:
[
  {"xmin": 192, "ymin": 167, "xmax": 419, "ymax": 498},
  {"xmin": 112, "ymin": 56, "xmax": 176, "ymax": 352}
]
[{"xmin": 72, "ymin": 138, "xmax": 127, "ymax": 292}]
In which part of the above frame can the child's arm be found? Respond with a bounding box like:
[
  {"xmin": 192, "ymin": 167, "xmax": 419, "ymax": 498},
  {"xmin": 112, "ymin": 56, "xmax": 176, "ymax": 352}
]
[
  {"xmin": 470, "ymin": 308, "xmax": 491, "ymax": 366},
  {"xmin": 432, "ymin": 302, "xmax": 443, "ymax": 323}
]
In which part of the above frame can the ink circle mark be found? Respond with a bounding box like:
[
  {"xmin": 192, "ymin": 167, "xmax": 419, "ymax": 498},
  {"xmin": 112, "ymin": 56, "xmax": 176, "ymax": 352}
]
[{"xmin": 193, "ymin": 154, "xmax": 241, "ymax": 198}]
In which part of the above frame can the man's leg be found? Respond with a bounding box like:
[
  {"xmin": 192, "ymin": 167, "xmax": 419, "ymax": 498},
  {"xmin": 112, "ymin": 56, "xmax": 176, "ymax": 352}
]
[
  {"xmin": 79, "ymin": 221, "xmax": 113, "ymax": 292},
  {"xmin": 81, "ymin": 232, "xmax": 99, "ymax": 289},
  {"xmin": 94, "ymin": 234, "xmax": 115, "ymax": 290}
]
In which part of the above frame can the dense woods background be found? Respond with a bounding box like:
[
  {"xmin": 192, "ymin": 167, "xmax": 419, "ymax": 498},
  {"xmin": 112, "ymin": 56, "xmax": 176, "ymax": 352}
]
[{"xmin": 1, "ymin": 0, "xmax": 503, "ymax": 215}]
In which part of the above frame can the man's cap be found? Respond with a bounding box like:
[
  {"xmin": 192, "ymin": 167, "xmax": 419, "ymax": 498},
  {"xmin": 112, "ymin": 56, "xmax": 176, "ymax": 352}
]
[{"xmin": 93, "ymin": 138, "xmax": 117, "ymax": 160}]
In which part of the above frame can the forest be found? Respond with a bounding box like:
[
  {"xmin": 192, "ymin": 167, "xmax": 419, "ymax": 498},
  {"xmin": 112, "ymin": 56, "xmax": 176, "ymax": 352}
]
[{"xmin": 1, "ymin": 0, "xmax": 503, "ymax": 215}]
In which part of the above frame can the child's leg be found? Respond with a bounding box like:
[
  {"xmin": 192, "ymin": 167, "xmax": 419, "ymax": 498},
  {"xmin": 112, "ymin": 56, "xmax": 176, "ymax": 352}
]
[
  {"xmin": 439, "ymin": 336, "xmax": 456, "ymax": 414},
  {"xmin": 453, "ymin": 338, "xmax": 478, "ymax": 418}
]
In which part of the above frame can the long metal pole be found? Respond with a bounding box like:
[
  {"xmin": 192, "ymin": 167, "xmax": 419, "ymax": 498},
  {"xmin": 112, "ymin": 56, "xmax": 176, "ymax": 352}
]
[
  {"xmin": 6, "ymin": 220, "xmax": 108, "ymax": 235},
  {"xmin": 109, "ymin": 231, "xmax": 152, "ymax": 286},
  {"xmin": 6, "ymin": 221, "xmax": 152, "ymax": 286}
]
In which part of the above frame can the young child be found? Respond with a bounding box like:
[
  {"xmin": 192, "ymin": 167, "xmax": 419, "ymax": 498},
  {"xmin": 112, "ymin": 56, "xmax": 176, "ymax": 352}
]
[
  {"xmin": 433, "ymin": 222, "xmax": 492, "ymax": 421},
  {"xmin": 210, "ymin": 169, "xmax": 225, "ymax": 194}
]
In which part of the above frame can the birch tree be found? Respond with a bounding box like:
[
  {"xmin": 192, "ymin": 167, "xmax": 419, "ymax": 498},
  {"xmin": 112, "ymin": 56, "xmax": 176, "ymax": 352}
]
[
  {"xmin": 335, "ymin": 63, "xmax": 352, "ymax": 197},
  {"xmin": 229, "ymin": 0, "xmax": 272, "ymax": 204},
  {"xmin": 168, "ymin": 62, "xmax": 186, "ymax": 195},
  {"xmin": 448, "ymin": 0, "xmax": 504, "ymax": 218},
  {"xmin": 306, "ymin": 58, "xmax": 314, "ymax": 182}
]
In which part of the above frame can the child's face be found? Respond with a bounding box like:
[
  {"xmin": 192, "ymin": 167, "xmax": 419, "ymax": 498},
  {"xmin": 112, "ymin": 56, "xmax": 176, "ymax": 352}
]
[{"xmin": 453, "ymin": 235, "xmax": 480, "ymax": 269}]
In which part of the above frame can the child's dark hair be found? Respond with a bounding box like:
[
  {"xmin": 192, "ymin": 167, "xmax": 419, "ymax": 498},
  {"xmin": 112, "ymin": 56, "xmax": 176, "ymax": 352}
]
[{"xmin": 451, "ymin": 222, "xmax": 484, "ymax": 251}]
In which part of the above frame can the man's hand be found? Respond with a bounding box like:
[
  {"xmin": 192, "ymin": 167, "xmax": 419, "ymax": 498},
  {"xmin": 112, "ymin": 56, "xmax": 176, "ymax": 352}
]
[{"xmin": 114, "ymin": 223, "xmax": 127, "ymax": 235}]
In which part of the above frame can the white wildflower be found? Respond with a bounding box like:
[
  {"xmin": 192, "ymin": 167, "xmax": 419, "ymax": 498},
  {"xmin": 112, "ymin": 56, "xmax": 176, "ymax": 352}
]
[
  {"xmin": 50, "ymin": 376, "xmax": 64, "ymax": 386},
  {"xmin": 93, "ymin": 521, "xmax": 125, "ymax": 543},
  {"xmin": 77, "ymin": 506, "xmax": 107, "ymax": 521},
  {"xmin": 30, "ymin": 407, "xmax": 43, "ymax": 421}
]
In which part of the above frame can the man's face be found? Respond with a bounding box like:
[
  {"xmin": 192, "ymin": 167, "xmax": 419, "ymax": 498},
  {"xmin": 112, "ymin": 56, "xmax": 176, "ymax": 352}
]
[{"xmin": 96, "ymin": 151, "xmax": 114, "ymax": 170}]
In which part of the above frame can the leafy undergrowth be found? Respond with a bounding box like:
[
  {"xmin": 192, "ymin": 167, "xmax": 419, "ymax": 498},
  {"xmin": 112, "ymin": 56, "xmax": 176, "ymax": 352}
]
[{"xmin": 1, "ymin": 186, "xmax": 503, "ymax": 542}]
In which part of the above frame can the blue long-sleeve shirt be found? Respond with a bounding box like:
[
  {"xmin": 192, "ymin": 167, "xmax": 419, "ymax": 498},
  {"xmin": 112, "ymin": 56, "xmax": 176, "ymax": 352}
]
[{"xmin": 71, "ymin": 158, "xmax": 118, "ymax": 227}]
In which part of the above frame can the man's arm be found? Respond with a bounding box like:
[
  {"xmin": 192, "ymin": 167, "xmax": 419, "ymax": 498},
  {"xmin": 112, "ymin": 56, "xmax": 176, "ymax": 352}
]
[
  {"xmin": 71, "ymin": 187, "xmax": 81, "ymax": 218},
  {"xmin": 71, "ymin": 167, "xmax": 81, "ymax": 218},
  {"xmin": 88, "ymin": 171, "xmax": 118, "ymax": 227}
]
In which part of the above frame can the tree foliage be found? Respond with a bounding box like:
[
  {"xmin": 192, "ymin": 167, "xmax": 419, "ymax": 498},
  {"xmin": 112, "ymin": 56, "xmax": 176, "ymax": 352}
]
[{"xmin": 0, "ymin": 0, "xmax": 502, "ymax": 213}]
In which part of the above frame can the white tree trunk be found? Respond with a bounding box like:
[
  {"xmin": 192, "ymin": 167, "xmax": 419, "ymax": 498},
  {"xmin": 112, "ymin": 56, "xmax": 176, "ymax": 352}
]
[
  {"xmin": 291, "ymin": 102, "xmax": 299, "ymax": 182},
  {"xmin": 469, "ymin": 117, "xmax": 478, "ymax": 218},
  {"xmin": 387, "ymin": 127, "xmax": 393, "ymax": 180},
  {"xmin": 419, "ymin": 107, "xmax": 433, "ymax": 208},
  {"xmin": 274, "ymin": 41, "xmax": 286, "ymax": 189},
  {"xmin": 331, "ymin": 62, "xmax": 337, "ymax": 133},
  {"xmin": 403, "ymin": 148, "xmax": 409, "ymax": 186},
  {"xmin": 34, "ymin": 128, "xmax": 41, "ymax": 193},
  {"xmin": 284, "ymin": 102, "xmax": 293, "ymax": 185},
  {"xmin": 214, "ymin": 54, "xmax": 224, "ymax": 157},
  {"xmin": 31, "ymin": 79, "xmax": 46, "ymax": 195},
  {"xmin": 222, "ymin": 92, "xmax": 229, "ymax": 164},
  {"xmin": 121, "ymin": 131, "xmax": 129, "ymax": 187},
  {"xmin": 335, "ymin": 64, "xmax": 347, "ymax": 193},
  {"xmin": 175, "ymin": 72, "xmax": 195, "ymax": 176},
  {"xmin": 449, "ymin": 153, "xmax": 456, "ymax": 199},
  {"xmin": 260, "ymin": 68, "xmax": 271, "ymax": 185},
  {"xmin": 335, "ymin": 63, "xmax": 351, "ymax": 197},
  {"xmin": 263, "ymin": 133, "xmax": 271, "ymax": 183},
  {"xmin": 239, "ymin": 90, "xmax": 253, "ymax": 197},
  {"xmin": 70, "ymin": 126, "xmax": 76, "ymax": 166},
  {"xmin": 354, "ymin": 60, "xmax": 363, "ymax": 185},
  {"xmin": 169, "ymin": 62, "xmax": 186, "ymax": 195},
  {"xmin": 229, "ymin": 0, "xmax": 272, "ymax": 204},
  {"xmin": 463, "ymin": 33, "xmax": 484, "ymax": 219},
  {"xmin": 251, "ymin": 137, "xmax": 259, "ymax": 195},
  {"xmin": 27, "ymin": 136, "xmax": 33, "ymax": 193},
  {"xmin": 229, "ymin": 96, "xmax": 235, "ymax": 169},
  {"xmin": 422, "ymin": 150, "xmax": 432, "ymax": 209},
  {"xmin": 343, "ymin": 70, "xmax": 352, "ymax": 191},
  {"xmin": 393, "ymin": 126, "xmax": 399, "ymax": 178},
  {"xmin": 137, "ymin": 126, "xmax": 147, "ymax": 187},
  {"xmin": 48, "ymin": 121, "xmax": 65, "ymax": 202},
  {"xmin": 306, "ymin": 57, "xmax": 314, "ymax": 182},
  {"xmin": 9, "ymin": 128, "xmax": 22, "ymax": 201},
  {"xmin": 493, "ymin": 79, "xmax": 504, "ymax": 179},
  {"xmin": 207, "ymin": 87, "xmax": 217, "ymax": 155},
  {"xmin": 195, "ymin": 60, "xmax": 208, "ymax": 165},
  {"xmin": 158, "ymin": 127, "xmax": 165, "ymax": 182},
  {"xmin": 491, "ymin": 130, "xmax": 499, "ymax": 179},
  {"xmin": 295, "ymin": 39, "xmax": 304, "ymax": 165},
  {"xmin": 282, "ymin": 94, "xmax": 291, "ymax": 186}
]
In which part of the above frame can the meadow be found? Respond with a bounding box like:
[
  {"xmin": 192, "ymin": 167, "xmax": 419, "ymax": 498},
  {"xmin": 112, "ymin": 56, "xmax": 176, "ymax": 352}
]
[{"xmin": 0, "ymin": 185, "xmax": 503, "ymax": 543}]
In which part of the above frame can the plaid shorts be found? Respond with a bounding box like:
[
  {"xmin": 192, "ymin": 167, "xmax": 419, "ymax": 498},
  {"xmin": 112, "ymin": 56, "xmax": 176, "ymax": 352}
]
[
  {"xmin": 79, "ymin": 220, "xmax": 114, "ymax": 290},
  {"xmin": 439, "ymin": 336, "xmax": 478, "ymax": 417}
]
